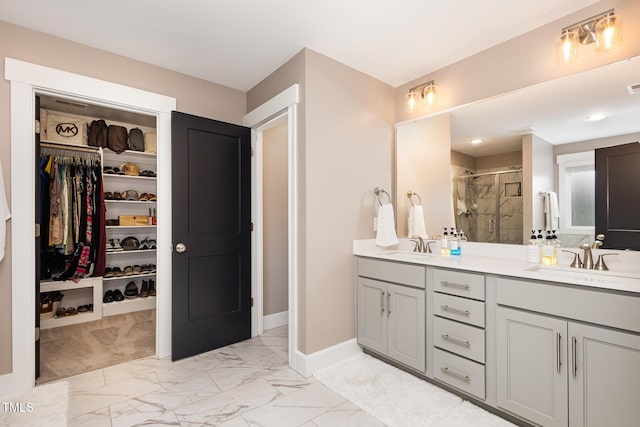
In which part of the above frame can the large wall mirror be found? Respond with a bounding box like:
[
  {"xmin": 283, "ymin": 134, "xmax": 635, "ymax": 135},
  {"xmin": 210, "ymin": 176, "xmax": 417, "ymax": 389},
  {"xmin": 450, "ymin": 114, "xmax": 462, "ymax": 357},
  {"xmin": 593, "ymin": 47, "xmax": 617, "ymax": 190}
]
[{"xmin": 396, "ymin": 55, "xmax": 640, "ymax": 248}]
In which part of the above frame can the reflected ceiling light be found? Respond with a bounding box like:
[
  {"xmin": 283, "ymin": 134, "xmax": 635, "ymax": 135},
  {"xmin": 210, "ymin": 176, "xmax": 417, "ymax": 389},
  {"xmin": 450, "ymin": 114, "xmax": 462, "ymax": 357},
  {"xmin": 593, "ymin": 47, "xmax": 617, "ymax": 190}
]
[
  {"xmin": 470, "ymin": 138, "xmax": 483, "ymax": 145},
  {"xmin": 556, "ymin": 9, "xmax": 622, "ymax": 66},
  {"xmin": 586, "ymin": 113, "xmax": 607, "ymax": 122},
  {"xmin": 406, "ymin": 80, "xmax": 436, "ymax": 113}
]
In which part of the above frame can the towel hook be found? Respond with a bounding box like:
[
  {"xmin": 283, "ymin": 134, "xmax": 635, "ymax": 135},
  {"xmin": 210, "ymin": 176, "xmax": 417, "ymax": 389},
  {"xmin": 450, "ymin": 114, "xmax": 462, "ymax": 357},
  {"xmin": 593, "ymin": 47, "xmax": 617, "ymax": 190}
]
[
  {"xmin": 374, "ymin": 187, "xmax": 391, "ymax": 206},
  {"xmin": 407, "ymin": 191, "xmax": 422, "ymax": 207}
]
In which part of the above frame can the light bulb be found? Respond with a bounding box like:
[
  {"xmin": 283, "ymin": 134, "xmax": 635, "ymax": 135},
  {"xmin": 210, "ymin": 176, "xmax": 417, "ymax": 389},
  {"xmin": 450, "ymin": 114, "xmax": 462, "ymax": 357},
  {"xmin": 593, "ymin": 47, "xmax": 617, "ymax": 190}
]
[
  {"xmin": 406, "ymin": 91, "xmax": 418, "ymax": 113},
  {"xmin": 423, "ymin": 84, "xmax": 436, "ymax": 106},
  {"xmin": 556, "ymin": 30, "xmax": 579, "ymax": 65},
  {"xmin": 596, "ymin": 14, "xmax": 622, "ymax": 53}
]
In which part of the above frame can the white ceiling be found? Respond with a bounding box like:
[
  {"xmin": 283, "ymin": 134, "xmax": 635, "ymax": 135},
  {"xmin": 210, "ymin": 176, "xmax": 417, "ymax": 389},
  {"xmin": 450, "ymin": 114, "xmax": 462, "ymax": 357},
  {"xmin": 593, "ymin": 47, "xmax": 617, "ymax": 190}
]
[
  {"xmin": 450, "ymin": 56, "xmax": 640, "ymax": 157},
  {"xmin": 0, "ymin": 0, "xmax": 599, "ymax": 91}
]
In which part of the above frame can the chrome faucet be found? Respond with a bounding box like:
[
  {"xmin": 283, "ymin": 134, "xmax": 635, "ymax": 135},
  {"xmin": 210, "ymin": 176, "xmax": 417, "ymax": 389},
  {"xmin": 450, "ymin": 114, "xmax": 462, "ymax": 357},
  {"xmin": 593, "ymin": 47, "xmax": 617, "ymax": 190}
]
[
  {"xmin": 579, "ymin": 244, "xmax": 594, "ymax": 269},
  {"xmin": 411, "ymin": 236, "xmax": 435, "ymax": 253}
]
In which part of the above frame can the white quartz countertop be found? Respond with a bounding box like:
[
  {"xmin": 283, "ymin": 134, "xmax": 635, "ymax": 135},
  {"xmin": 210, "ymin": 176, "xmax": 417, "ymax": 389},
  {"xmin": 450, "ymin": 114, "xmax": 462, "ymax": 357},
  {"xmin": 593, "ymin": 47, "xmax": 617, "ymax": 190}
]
[{"xmin": 353, "ymin": 239, "xmax": 640, "ymax": 294}]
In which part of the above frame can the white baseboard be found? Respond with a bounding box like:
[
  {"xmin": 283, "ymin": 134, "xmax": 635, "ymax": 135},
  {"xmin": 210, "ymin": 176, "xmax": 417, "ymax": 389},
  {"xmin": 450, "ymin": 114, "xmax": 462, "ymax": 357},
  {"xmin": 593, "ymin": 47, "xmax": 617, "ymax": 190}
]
[
  {"xmin": 263, "ymin": 310, "xmax": 288, "ymax": 330},
  {"xmin": 294, "ymin": 338, "xmax": 362, "ymax": 378}
]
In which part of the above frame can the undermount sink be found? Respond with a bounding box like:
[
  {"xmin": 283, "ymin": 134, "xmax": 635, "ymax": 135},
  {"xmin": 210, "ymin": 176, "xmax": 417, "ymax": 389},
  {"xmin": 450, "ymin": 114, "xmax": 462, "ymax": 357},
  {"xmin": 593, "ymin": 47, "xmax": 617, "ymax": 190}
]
[
  {"xmin": 526, "ymin": 265, "xmax": 640, "ymax": 288},
  {"xmin": 383, "ymin": 250, "xmax": 436, "ymax": 262}
]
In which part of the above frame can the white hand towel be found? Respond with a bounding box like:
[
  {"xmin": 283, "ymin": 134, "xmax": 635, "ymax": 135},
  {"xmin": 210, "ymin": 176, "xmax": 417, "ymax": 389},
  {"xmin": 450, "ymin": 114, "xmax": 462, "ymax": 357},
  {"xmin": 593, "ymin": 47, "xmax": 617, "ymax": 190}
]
[
  {"xmin": 376, "ymin": 203, "xmax": 399, "ymax": 247},
  {"xmin": 543, "ymin": 191, "xmax": 560, "ymax": 231},
  {"xmin": 0, "ymin": 160, "xmax": 11, "ymax": 262},
  {"xmin": 549, "ymin": 191, "xmax": 559, "ymax": 231},
  {"xmin": 408, "ymin": 205, "xmax": 427, "ymax": 238}
]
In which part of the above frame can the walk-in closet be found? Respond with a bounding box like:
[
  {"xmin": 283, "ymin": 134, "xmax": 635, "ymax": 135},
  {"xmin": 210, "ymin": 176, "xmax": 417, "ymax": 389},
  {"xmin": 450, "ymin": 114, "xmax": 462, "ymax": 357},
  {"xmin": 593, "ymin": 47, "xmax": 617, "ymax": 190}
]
[{"xmin": 37, "ymin": 94, "xmax": 159, "ymax": 383}]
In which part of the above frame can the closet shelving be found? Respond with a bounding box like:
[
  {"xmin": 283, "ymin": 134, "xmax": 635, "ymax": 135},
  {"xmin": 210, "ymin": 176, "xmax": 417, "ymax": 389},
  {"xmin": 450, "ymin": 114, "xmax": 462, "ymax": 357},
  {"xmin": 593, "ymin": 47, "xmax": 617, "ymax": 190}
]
[
  {"xmin": 40, "ymin": 277, "xmax": 103, "ymax": 329},
  {"xmin": 103, "ymin": 148, "xmax": 157, "ymax": 318},
  {"xmin": 39, "ymin": 100, "xmax": 158, "ymax": 327}
]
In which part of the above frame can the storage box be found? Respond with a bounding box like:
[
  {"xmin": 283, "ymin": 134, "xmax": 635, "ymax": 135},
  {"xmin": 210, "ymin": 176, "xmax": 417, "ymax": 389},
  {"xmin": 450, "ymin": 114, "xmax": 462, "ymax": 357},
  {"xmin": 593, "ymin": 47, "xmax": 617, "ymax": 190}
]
[{"xmin": 119, "ymin": 215, "xmax": 150, "ymax": 226}]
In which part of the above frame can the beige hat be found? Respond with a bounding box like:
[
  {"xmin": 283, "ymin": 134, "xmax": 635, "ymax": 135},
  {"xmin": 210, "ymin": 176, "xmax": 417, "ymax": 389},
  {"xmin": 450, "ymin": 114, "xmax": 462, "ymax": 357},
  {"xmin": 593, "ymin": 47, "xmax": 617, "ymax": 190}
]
[{"xmin": 120, "ymin": 162, "xmax": 140, "ymax": 176}]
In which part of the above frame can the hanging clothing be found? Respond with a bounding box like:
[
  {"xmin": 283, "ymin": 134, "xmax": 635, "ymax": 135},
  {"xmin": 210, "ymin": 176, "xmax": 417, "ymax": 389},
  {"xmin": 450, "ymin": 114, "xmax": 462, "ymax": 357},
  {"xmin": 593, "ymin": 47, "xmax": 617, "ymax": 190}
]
[{"xmin": 39, "ymin": 147, "xmax": 103, "ymax": 282}]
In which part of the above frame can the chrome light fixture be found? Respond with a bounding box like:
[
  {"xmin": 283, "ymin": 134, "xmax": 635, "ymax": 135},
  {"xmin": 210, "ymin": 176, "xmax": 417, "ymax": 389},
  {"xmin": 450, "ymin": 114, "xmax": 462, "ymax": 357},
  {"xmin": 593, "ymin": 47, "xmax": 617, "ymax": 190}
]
[
  {"xmin": 556, "ymin": 9, "xmax": 622, "ymax": 65},
  {"xmin": 406, "ymin": 80, "xmax": 436, "ymax": 113}
]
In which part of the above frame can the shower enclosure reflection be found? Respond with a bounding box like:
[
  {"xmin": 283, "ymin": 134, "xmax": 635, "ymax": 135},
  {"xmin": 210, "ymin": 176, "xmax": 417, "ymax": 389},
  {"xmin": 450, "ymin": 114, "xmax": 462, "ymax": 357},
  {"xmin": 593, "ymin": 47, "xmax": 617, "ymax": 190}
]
[{"xmin": 454, "ymin": 170, "xmax": 523, "ymax": 244}]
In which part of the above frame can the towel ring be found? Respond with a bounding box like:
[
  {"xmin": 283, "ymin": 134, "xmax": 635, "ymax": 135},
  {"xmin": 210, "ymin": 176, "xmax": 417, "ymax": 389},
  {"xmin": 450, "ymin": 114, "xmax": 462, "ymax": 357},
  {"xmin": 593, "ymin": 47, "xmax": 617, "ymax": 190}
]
[
  {"xmin": 407, "ymin": 191, "xmax": 422, "ymax": 207},
  {"xmin": 374, "ymin": 187, "xmax": 391, "ymax": 206}
]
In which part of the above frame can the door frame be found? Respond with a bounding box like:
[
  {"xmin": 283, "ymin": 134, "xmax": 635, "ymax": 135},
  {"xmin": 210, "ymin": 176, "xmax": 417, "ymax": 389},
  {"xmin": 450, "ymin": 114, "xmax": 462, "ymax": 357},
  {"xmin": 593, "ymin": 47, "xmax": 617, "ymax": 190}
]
[
  {"xmin": 244, "ymin": 84, "xmax": 299, "ymax": 371},
  {"xmin": 2, "ymin": 58, "xmax": 175, "ymax": 394}
]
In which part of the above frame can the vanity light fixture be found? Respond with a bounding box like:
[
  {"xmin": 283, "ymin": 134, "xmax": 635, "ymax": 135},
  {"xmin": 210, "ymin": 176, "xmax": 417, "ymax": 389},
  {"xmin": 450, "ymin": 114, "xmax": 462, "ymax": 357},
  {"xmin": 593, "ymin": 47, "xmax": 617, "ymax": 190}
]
[
  {"xmin": 406, "ymin": 80, "xmax": 436, "ymax": 113},
  {"xmin": 470, "ymin": 138, "xmax": 483, "ymax": 144},
  {"xmin": 556, "ymin": 9, "xmax": 622, "ymax": 65}
]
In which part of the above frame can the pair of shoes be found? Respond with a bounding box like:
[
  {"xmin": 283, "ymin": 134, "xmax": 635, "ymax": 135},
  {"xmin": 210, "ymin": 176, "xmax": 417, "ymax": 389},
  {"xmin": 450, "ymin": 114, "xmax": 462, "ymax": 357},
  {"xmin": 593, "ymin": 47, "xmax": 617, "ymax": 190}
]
[
  {"xmin": 148, "ymin": 279, "xmax": 156, "ymax": 296},
  {"xmin": 125, "ymin": 282, "xmax": 139, "ymax": 299},
  {"xmin": 77, "ymin": 304, "xmax": 90, "ymax": 313},
  {"xmin": 139, "ymin": 237, "xmax": 156, "ymax": 250},
  {"xmin": 120, "ymin": 236, "xmax": 140, "ymax": 251},
  {"xmin": 138, "ymin": 192, "xmax": 156, "ymax": 201},
  {"xmin": 104, "ymin": 267, "xmax": 114, "ymax": 278},
  {"xmin": 108, "ymin": 239, "xmax": 124, "ymax": 252},
  {"xmin": 55, "ymin": 307, "xmax": 77, "ymax": 316},
  {"xmin": 104, "ymin": 289, "xmax": 124, "ymax": 303},
  {"xmin": 140, "ymin": 264, "xmax": 155, "ymax": 273},
  {"xmin": 103, "ymin": 166, "xmax": 124, "ymax": 175},
  {"xmin": 140, "ymin": 170, "xmax": 156, "ymax": 177},
  {"xmin": 140, "ymin": 280, "xmax": 149, "ymax": 298}
]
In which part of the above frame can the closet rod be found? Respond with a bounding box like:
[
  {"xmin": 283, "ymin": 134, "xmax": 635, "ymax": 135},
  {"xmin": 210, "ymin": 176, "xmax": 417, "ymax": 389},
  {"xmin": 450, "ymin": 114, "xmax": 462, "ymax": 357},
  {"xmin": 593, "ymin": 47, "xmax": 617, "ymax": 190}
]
[{"xmin": 40, "ymin": 141, "xmax": 101, "ymax": 154}]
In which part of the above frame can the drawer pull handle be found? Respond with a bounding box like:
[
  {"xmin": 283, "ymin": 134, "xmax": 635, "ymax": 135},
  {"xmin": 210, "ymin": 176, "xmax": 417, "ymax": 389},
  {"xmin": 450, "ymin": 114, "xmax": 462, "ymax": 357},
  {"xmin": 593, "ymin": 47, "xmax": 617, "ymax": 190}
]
[
  {"xmin": 556, "ymin": 332, "xmax": 562, "ymax": 373},
  {"xmin": 387, "ymin": 293, "xmax": 391, "ymax": 317},
  {"xmin": 381, "ymin": 291, "xmax": 385, "ymax": 314},
  {"xmin": 572, "ymin": 336, "xmax": 577, "ymax": 378},
  {"xmin": 441, "ymin": 280, "xmax": 470, "ymax": 290},
  {"xmin": 441, "ymin": 366, "xmax": 471, "ymax": 383},
  {"xmin": 440, "ymin": 304, "xmax": 470, "ymax": 316},
  {"xmin": 441, "ymin": 334, "xmax": 471, "ymax": 348}
]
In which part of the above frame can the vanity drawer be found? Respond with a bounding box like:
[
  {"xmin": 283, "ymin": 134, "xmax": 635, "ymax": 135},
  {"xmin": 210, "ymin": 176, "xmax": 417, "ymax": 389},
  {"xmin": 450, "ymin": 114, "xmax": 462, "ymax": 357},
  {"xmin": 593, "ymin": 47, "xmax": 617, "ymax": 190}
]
[
  {"xmin": 433, "ymin": 269, "xmax": 485, "ymax": 300},
  {"xmin": 434, "ymin": 316, "xmax": 485, "ymax": 363},
  {"xmin": 434, "ymin": 292, "xmax": 485, "ymax": 328},
  {"xmin": 357, "ymin": 257, "xmax": 426, "ymax": 289},
  {"xmin": 433, "ymin": 348, "xmax": 485, "ymax": 400}
]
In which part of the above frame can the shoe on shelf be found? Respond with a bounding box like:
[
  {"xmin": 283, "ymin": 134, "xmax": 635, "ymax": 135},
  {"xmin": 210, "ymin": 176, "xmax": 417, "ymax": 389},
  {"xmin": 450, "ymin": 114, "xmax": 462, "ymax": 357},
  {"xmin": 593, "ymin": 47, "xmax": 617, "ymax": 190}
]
[
  {"xmin": 123, "ymin": 265, "xmax": 134, "ymax": 276},
  {"xmin": 113, "ymin": 238, "xmax": 124, "ymax": 251},
  {"xmin": 133, "ymin": 265, "xmax": 142, "ymax": 275},
  {"xmin": 139, "ymin": 280, "xmax": 149, "ymax": 298},
  {"xmin": 104, "ymin": 267, "xmax": 114, "ymax": 278},
  {"xmin": 103, "ymin": 290, "xmax": 114, "ymax": 303},
  {"xmin": 113, "ymin": 289, "xmax": 125, "ymax": 302},
  {"xmin": 148, "ymin": 279, "xmax": 156, "ymax": 296},
  {"xmin": 112, "ymin": 266, "xmax": 124, "ymax": 277}
]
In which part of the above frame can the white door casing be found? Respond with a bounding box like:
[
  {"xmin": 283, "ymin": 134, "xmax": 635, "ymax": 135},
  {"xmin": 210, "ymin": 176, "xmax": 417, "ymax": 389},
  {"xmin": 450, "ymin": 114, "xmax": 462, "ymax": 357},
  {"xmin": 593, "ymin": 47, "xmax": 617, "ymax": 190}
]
[{"xmin": 3, "ymin": 58, "xmax": 175, "ymax": 395}]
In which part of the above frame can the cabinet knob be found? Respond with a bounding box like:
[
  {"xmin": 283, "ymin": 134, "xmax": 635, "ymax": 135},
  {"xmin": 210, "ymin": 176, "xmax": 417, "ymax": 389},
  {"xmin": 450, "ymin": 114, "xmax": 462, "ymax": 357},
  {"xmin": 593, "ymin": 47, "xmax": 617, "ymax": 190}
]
[{"xmin": 175, "ymin": 243, "xmax": 187, "ymax": 253}]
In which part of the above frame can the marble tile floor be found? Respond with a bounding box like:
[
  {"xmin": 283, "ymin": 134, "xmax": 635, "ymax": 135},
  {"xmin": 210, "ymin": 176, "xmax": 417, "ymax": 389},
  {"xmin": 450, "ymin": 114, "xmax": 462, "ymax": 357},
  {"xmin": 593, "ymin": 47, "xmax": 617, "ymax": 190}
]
[{"xmin": 54, "ymin": 325, "xmax": 384, "ymax": 426}]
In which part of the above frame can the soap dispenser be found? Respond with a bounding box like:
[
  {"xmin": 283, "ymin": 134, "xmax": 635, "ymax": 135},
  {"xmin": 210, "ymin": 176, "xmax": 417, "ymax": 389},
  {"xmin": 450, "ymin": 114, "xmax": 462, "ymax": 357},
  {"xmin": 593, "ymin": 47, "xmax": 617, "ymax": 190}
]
[
  {"xmin": 441, "ymin": 227, "xmax": 449, "ymax": 256},
  {"xmin": 450, "ymin": 230, "xmax": 460, "ymax": 255},
  {"xmin": 527, "ymin": 230, "xmax": 540, "ymax": 263},
  {"xmin": 541, "ymin": 231, "xmax": 557, "ymax": 265}
]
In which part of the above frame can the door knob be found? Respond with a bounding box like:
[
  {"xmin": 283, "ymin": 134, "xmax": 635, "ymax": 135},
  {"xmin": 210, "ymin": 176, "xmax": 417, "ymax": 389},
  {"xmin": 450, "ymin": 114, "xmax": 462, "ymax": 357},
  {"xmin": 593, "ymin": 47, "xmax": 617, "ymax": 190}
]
[{"xmin": 175, "ymin": 243, "xmax": 187, "ymax": 253}]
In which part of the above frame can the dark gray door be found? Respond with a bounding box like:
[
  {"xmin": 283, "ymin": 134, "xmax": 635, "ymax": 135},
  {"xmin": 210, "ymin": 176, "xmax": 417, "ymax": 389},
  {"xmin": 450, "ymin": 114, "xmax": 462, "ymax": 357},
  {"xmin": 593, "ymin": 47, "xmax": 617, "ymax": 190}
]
[
  {"xmin": 171, "ymin": 111, "xmax": 251, "ymax": 361},
  {"xmin": 595, "ymin": 142, "xmax": 640, "ymax": 250}
]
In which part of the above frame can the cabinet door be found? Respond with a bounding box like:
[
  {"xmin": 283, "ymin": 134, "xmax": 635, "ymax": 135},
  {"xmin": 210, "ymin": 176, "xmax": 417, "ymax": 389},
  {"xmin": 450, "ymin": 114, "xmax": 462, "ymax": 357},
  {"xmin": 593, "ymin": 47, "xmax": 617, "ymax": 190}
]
[
  {"xmin": 569, "ymin": 323, "xmax": 640, "ymax": 427},
  {"xmin": 387, "ymin": 283, "xmax": 425, "ymax": 372},
  {"xmin": 357, "ymin": 278, "xmax": 387, "ymax": 355},
  {"xmin": 497, "ymin": 307, "xmax": 567, "ymax": 427}
]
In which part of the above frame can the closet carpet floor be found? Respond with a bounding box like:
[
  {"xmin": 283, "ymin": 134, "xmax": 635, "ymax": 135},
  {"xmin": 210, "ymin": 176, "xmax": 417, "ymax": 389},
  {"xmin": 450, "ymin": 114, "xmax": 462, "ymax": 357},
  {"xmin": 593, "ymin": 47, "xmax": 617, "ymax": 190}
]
[{"xmin": 39, "ymin": 309, "xmax": 156, "ymax": 383}]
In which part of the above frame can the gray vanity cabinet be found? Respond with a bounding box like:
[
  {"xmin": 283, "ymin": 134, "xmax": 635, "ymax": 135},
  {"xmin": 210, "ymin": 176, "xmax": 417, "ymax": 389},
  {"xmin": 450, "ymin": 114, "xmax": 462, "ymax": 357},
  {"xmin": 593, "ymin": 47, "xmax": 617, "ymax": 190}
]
[
  {"xmin": 496, "ymin": 307, "xmax": 568, "ymax": 427},
  {"xmin": 568, "ymin": 322, "xmax": 640, "ymax": 427},
  {"xmin": 497, "ymin": 277, "xmax": 640, "ymax": 427},
  {"xmin": 356, "ymin": 257, "xmax": 426, "ymax": 372}
]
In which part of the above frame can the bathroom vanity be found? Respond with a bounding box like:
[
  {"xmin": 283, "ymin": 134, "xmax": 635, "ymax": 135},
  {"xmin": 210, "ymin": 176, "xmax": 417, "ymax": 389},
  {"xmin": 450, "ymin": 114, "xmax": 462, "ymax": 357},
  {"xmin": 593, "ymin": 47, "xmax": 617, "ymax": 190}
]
[{"xmin": 354, "ymin": 240, "xmax": 640, "ymax": 427}]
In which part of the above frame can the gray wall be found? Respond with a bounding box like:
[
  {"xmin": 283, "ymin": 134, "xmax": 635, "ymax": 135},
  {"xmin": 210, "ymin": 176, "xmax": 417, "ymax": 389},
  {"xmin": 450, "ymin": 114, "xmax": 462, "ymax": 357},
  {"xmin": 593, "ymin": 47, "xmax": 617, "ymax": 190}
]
[{"xmin": 263, "ymin": 121, "xmax": 289, "ymax": 316}]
